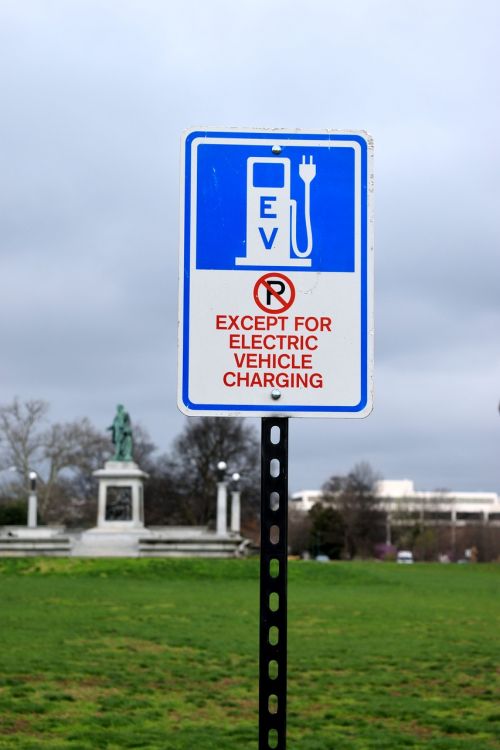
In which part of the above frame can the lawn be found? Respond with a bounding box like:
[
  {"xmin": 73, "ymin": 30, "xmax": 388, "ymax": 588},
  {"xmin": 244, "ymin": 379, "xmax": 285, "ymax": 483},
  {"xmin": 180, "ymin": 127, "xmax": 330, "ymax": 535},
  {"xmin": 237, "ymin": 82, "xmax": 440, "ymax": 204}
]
[{"xmin": 0, "ymin": 558, "xmax": 498, "ymax": 749}]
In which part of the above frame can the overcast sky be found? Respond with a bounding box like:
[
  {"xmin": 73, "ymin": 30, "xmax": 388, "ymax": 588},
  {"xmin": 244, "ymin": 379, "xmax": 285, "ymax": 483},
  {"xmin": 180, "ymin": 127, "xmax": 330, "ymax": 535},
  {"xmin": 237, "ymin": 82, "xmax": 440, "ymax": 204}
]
[{"xmin": 1, "ymin": 0, "xmax": 499, "ymax": 494}]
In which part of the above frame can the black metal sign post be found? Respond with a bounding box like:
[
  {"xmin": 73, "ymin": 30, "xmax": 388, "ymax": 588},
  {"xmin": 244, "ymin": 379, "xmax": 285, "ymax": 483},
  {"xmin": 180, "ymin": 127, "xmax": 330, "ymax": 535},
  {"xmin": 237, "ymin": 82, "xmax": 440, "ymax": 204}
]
[{"xmin": 259, "ymin": 417, "xmax": 288, "ymax": 750}]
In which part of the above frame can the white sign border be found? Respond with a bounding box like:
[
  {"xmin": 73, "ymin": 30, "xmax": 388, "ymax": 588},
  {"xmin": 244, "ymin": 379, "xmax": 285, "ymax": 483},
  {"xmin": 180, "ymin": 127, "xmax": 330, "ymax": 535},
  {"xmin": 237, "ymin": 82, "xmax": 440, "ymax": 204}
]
[{"xmin": 178, "ymin": 128, "xmax": 374, "ymax": 419}]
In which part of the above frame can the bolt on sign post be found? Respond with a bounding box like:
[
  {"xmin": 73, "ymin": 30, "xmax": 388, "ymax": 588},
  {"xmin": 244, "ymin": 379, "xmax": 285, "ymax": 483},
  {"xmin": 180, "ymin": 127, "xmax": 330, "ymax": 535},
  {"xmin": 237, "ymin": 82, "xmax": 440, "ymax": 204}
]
[{"xmin": 178, "ymin": 128, "xmax": 374, "ymax": 749}]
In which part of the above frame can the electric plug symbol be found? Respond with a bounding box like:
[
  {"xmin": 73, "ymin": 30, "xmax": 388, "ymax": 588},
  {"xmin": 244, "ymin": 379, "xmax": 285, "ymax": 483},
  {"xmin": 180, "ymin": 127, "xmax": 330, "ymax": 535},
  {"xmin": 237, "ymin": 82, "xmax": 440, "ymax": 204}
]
[
  {"xmin": 299, "ymin": 155, "xmax": 316, "ymax": 185},
  {"xmin": 291, "ymin": 155, "xmax": 316, "ymax": 259}
]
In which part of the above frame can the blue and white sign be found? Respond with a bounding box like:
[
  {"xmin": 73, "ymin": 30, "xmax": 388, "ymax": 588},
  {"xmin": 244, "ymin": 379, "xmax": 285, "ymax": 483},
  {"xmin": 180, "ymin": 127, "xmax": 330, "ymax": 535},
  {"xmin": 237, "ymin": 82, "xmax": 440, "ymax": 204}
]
[{"xmin": 178, "ymin": 128, "xmax": 373, "ymax": 418}]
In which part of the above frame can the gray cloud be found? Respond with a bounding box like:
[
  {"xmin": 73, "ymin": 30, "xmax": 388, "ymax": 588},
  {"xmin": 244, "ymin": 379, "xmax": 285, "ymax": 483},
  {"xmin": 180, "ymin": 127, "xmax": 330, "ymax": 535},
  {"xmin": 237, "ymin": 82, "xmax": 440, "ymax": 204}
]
[{"xmin": 1, "ymin": 0, "xmax": 499, "ymax": 495}]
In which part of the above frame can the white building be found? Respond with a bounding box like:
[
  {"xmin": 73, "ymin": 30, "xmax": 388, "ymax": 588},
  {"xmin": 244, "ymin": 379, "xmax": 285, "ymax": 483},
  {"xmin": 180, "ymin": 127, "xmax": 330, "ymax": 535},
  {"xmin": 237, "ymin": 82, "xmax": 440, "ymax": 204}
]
[{"xmin": 290, "ymin": 479, "xmax": 500, "ymax": 525}]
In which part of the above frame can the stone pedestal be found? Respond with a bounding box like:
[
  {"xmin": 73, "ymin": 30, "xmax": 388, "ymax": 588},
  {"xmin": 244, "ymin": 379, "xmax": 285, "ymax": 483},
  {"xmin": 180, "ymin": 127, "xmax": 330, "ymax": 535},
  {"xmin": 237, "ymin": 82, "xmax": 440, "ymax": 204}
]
[
  {"xmin": 93, "ymin": 461, "xmax": 148, "ymax": 531},
  {"xmin": 230, "ymin": 488, "xmax": 241, "ymax": 535},
  {"xmin": 216, "ymin": 480, "xmax": 228, "ymax": 536},
  {"xmin": 27, "ymin": 492, "xmax": 37, "ymax": 528},
  {"xmin": 76, "ymin": 461, "xmax": 149, "ymax": 556}
]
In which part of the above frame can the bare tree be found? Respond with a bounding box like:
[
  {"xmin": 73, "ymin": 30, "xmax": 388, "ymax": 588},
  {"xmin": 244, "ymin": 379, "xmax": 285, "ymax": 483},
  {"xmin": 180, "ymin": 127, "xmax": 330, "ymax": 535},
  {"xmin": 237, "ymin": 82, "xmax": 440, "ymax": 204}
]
[
  {"xmin": 169, "ymin": 417, "xmax": 259, "ymax": 526},
  {"xmin": 143, "ymin": 454, "xmax": 183, "ymax": 526},
  {"xmin": 41, "ymin": 418, "xmax": 112, "ymax": 522},
  {"xmin": 0, "ymin": 397, "xmax": 49, "ymax": 488},
  {"xmin": 322, "ymin": 461, "xmax": 384, "ymax": 559}
]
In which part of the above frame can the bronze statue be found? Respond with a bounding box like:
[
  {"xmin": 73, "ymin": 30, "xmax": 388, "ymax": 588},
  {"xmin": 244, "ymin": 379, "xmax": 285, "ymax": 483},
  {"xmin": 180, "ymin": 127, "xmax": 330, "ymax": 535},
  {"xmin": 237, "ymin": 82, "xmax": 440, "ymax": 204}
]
[{"xmin": 108, "ymin": 404, "xmax": 133, "ymax": 461}]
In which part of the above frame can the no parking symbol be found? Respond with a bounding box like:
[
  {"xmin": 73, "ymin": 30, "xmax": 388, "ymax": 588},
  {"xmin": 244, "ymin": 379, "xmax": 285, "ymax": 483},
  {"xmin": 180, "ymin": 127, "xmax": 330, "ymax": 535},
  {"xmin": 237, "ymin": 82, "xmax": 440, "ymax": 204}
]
[{"xmin": 253, "ymin": 272, "xmax": 295, "ymax": 314}]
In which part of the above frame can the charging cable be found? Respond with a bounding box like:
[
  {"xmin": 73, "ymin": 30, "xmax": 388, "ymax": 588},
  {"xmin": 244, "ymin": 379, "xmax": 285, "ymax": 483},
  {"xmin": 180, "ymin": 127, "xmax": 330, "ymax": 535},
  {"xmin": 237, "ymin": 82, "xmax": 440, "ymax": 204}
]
[{"xmin": 290, "ymin": 155, "xmax": 316, "ymax": 258}]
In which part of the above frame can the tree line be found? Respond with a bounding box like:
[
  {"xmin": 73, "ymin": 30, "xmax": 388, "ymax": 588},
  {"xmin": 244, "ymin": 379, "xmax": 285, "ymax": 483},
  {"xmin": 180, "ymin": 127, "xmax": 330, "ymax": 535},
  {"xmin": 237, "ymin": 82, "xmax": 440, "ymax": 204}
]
[
  {"xmin": 0, "ymin": 399, "xmax": 385, "ymax": 555},
  {"xmin": 2, "ymin": 398, "xmax": 495, "ymax": 561},
  {"xmin": 0, "ymin": 397, "xmax": 260, "ymax": 528}
]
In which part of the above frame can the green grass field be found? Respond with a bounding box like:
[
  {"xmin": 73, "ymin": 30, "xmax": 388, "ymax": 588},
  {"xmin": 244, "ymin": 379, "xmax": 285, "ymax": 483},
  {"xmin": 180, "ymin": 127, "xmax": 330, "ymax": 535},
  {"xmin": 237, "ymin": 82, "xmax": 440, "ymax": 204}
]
[{"xmin": 0, "ymin": 558, "xmax": 499, "ymax": 750}]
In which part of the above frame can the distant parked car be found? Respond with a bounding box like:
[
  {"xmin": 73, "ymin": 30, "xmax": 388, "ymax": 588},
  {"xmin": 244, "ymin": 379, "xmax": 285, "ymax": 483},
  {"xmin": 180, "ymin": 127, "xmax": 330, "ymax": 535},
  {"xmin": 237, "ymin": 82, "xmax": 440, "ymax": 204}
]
[
  {"xmin": 396, "ymin": 550, "xmax": 414, "ymax": 564},
  {"xmin": 315, "ymin": 554, "xmax": 330, "ymax": 562}
]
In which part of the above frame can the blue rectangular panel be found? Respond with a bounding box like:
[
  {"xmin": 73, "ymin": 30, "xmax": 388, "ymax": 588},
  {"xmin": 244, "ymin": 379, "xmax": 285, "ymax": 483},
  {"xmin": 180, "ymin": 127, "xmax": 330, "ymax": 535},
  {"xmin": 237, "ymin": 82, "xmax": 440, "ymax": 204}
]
[{"xmin": 194, "ymin": 140, "xmax": 357, "ymax": 272}]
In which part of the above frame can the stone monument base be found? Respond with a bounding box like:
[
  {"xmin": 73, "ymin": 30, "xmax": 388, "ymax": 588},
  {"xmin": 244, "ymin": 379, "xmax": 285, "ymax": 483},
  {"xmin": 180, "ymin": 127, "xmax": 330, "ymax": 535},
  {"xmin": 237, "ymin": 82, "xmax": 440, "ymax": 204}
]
[
  {"xmin": 93, "ymin": 460, "xmax": 148, "ymax": 530},
  {"xmin": 138, "ymin": 528, "xmax": 249, "ymax": 558},
  {"xmin": 70, "ymin": 459, "xmax": 149, "ymax": 557},
  {"xmin": 74, "ymin": 527, "xmax": 152, "ymax": 557},
  {"xmin": 0, "ymin": 526, "xmax": 72, "ymax": 556},
  {"xmin": 72, "ymin": 527, "xmax": 249, "ymax": 558}
]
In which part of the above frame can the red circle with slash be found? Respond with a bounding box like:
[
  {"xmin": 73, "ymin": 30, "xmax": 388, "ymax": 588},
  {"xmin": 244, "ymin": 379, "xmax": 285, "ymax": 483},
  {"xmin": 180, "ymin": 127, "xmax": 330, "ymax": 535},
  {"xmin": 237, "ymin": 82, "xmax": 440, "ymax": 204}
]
[{"xmin": 253, "ymin": 272, "xmax": 296, "ymax": 314}]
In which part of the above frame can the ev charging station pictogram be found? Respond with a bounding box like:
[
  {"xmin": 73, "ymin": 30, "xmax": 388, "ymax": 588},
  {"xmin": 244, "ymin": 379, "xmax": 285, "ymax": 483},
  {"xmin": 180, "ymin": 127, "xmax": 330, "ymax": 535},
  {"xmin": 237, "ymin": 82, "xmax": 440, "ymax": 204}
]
[
  {"xmin": 178, "ymin": 128, "xmax": 374, "ymax": 750},
  {"xmin": 238, "ymin": 156, "xmax": 315, "ymax": 267}
]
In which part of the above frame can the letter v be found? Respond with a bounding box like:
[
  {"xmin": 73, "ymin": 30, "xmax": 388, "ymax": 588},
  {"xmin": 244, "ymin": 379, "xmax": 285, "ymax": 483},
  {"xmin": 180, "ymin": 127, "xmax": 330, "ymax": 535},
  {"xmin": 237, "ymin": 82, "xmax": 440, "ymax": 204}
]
[{"xmin": 259, "ymin": 227, "xmax": 278, "ymax": 250}]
